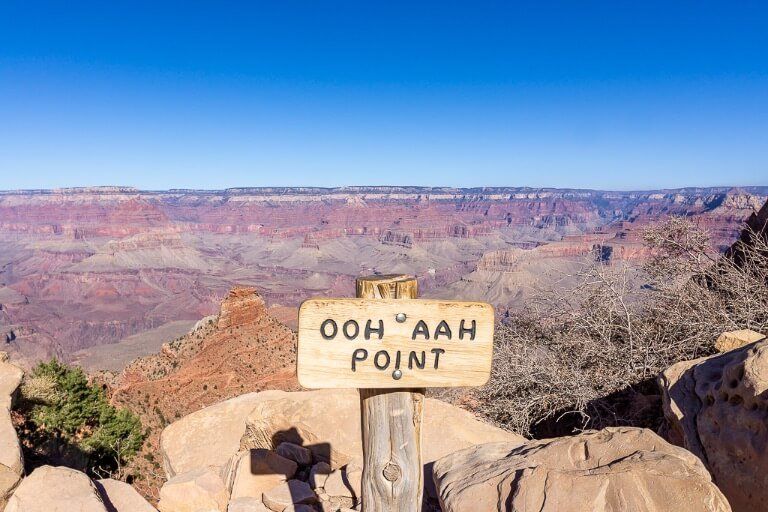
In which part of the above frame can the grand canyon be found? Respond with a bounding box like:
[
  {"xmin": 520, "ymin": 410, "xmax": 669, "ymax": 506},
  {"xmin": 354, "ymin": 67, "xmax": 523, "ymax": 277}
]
[
  {"xmin": 0, "ymin": 185, "xmax": 766, "ymax": 511},
  {"xmin": 0, "ymin": 185, "xmax": 765, "ymax": 369}
]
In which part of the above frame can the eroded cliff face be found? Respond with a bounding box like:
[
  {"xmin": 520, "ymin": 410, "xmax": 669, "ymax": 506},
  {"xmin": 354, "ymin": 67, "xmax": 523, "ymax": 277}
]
[
  {"xmin": 0, "ymin": 186, "xmax": 764, "ymax": 364},
  {"xmin": 113, "ymin": 286, "xmax": 297, "ymax": 414},
  {"xmin": 109, "ymin": 286, "xmax": 298, "ymax": 499}
]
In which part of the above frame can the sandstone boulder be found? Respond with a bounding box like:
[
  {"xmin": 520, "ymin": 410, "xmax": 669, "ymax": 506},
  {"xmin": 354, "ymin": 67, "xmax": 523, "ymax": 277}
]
[
  {"xmin": 95, "ymin": 478, "xmax": 157, "ymax": 512},
  {"xmin": 0, "ymin": 406, "xmax": 23, "ymax": 505},
  {"xmin": 228, "ymin": 449, "xmax": 297, "ymax": 501},
  {"xmin": 659, "ymin": 337, "xmax": 768, "ymax": 512},
  {"xmin": 433, "ymin": 427, "xmax": 730, "ymax": 512},
  {"xmin": 217, "ymin": 286, "xmax": 267, "ymax": 330},
  {"xmin": 262, "ymin": 479, "xmax": 316, "ymax": 511},
  {"xmin": 161, "ymin": 390, "xmax": 286, "ymax": 477},
  {"xmin": 4, "ymin": 465, "xmax": 107, "ymax": 512},
  {"xmin": 0, "ymin": 358, "xmax": 23, "ymax": 409},
  {"xmin": 239, "ymin": 389, "xmax": 522, "ymax": 468},
  {"xmin": 714, "ymin": 329, "xmax": 764, "ymax": 352},
  {"xmin": 227, "ymin": 497, "xmax": 271, "ymax": 512},
  {"xmin": 160, "ymin": 389, "xmax": 523, "ymax": 506},
  {"xmin": 0, "ymin": 358, "xmax": 24, "ymax": 506},
  {"xmin": 158, "ymin": 467, "xmax": 228, "ymax": 512},
  {"xmin": 160, "ymin": 388, "xmax": 521, "ymax": 502},
  {"xmin": 323, "ymin": 463, "xmax": 361, "ymax": 501}
]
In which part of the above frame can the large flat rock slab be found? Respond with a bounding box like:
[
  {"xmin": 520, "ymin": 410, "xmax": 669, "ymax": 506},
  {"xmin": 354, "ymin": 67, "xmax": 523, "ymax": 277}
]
[
  {"xmin": 228, "ymin": 449, "xmax": 297, "ymax": 502},
  {"xmin": 433, "ymin": 427, "xmax": 731, "ymax": 512},
  {"xmin": 158, "ymin": 467, "xmax": 228, "ymax": 512},
  {"xmin": 160, "ymin": 390, "xmax": 286, "ymax": 477},
  {"xmin": 161, "ymin": 389, "xmax": 523, "ymax": 504},
  {"xmin": 239, "ymin": 389, "xmax": 523, "ymax": 467}
]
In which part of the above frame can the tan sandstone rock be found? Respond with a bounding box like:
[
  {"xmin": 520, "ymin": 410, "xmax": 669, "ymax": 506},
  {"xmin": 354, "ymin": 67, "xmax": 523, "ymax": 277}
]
[
  {"xmin": 0, "ymin": 406, "xmax": 23, "ymax": 505},
  {"xmin": 323, "ymin": 463, "xmax": 361, "ymax": 501},
  {"xmin": 284, "ymin": 506, "xmax": 315, "ymax": 512},
  {"xmin": 714, "ymin": 329, "xmax": 765, "ymax": 352},
  {"xmin": 158, "ymin": 467, "xmax": 228, "ymax": 512},
  {"xmin": 227, "ymin": 497, "xmax": 271, "ymax": 512},
  {"xmin": 4, "ymin": 465, "xmax": 107, "ymax": 512},
  {"xmin": 0, "ymin": 359, "xmax": 23, "ymax": 409},
  {"xmin": 229, "ymin": 449, "xmax": 297, "ymax": 501},
  {"xmin": 659, "ymin": 337, "xmax": 768, "ymax": 512},
  {"xmin": 0, "ymin": 359, "xmax": 24, "ymax": 506},
  {"xmin": 95, "ymin": 478, "xmax": 157, "ymax": 512},
  {"xmin": 262, "ymin": 479, "xmax": 316, "ymax": 511},
  {"xmin": 238, "ymin": 389, "xmax": 523, "ymax": 499},
  {"xmin": 160, "ymin": 390, "xmax": 286, "ymax": 477},
  {"xmin": 160, "ymin": 389, "xmax": 523, "ymax": 503},
  {"xmin": 433, "ymin": 427, "xmax": 730, "ymax": 512},
  {"xmin": 238, "ymin": 389, "xmax": 522, "ymax": 468}
]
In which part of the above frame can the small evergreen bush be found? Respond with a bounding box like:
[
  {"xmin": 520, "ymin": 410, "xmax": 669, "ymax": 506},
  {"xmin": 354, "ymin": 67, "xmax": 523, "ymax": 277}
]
[{"xmin": 17, "ymin": 359, "xmax": 144, "ymax": 477}]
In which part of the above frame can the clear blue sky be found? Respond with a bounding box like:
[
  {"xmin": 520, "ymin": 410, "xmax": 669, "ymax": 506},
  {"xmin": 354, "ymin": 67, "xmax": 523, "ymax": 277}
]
[{"xmin": 1, "ymin": 1, "xmax": 766, "ymax": 190}]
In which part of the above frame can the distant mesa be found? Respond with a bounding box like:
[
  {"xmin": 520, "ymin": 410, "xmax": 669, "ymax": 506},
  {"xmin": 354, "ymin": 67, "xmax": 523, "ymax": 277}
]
[{"xmin": 0, "ymin": 185, "xmax": 765, "ymax": 366}]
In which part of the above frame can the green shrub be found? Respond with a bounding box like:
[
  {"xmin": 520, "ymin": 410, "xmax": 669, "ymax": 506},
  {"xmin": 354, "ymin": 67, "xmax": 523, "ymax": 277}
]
[{"xmin": 18, "ymin": 359, "xmax": 144, "ymax": 477}]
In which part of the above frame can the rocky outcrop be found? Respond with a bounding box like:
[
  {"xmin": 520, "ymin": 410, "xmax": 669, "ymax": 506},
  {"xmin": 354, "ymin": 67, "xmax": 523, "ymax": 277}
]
[
  {"xmin": 725, "ymin": 195, "xmax": 768, "ymax": 265},
  {"xmin": 160, "ymin": 391, "xmax": 287, "ymax": 478},
  {"xmin": 228, "ymin": 449, "xmax": 297, "ymax": 503},
  {"xmin": 158, "ymin": 389, "xmax": 523, "ymax": 510},
  {"xmin": 95, "ymin": 479, "xmax": 157, "ymax": 512},
  {"xmin": 0, "ymin": 411, "xmax": 23, "ymax": 508},
  {"xmin": 116, "ymin": 287, "xmax": 296, "ymax": 416},
  {"xmin": 114, "ymin": 287, "xmax": 297, "ymax": 496},
  {"xmin": 714, "ymin": 329, "xmax": 765, "ymax": 352},
  {"xmin": 659, "ymin": 336, "xmax": 768, "ymax": 512},
  {"xmin": 433, "ymin": 427, "xmax": 731, "ymax": 512},
  {"xmin": 158, "ymin": 467, "xmax": 229, "ymax": 512},
  {"xmin": 0, "ymin": 355, "xmax": 23, "ymax": 409},
  {"xmin": 236, "ymin": 389, "xmax": 523, "ymax": 472},
  {"xmin": 217, "ymin": 287, "xmax": 268, "ymax": 330},
  {"xmin": 0, "ymin": 354, "xmax": 24, "ymax": 506},
  {"xmin": 4, "ymin": 465, "xmax": 108, "ymax": 512}
]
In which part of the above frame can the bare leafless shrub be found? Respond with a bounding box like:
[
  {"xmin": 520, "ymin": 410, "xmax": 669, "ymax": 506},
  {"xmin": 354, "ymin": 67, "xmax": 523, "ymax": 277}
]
[
  {"xmin": 475, "ymin": 217, "xmax": 768, "ymax": 437},
  {"xmin": 643, "ymin": 221, "xmax": 768, "ymax": 344}
]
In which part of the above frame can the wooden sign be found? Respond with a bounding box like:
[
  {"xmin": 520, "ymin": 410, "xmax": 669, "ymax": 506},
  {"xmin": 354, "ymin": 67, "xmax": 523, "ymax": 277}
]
[{"xmin": 297, "ymin": 298, "xmax": 494, "ymax": 389}]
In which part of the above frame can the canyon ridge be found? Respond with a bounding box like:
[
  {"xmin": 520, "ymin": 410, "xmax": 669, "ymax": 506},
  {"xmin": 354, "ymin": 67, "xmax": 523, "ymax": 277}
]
[{"xmin": 1, "ymin": 185, "xmax": 766, "ymax": 369}]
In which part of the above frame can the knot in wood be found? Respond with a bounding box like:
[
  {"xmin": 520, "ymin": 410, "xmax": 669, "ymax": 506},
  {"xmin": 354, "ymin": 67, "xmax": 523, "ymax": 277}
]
[{"xmin": 383, "ymin": 462, "xmax": 402, "ymax": 482}]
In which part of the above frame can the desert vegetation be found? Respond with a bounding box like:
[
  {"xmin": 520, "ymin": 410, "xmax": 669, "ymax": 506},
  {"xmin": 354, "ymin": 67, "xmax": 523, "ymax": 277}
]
[
  {"xmin": 476, "ymin": 217, "xmax": 768, "ymax": 437},
  {"xmin": 14, "ymin": 359, "xmax": 144, "ymax": 480}
]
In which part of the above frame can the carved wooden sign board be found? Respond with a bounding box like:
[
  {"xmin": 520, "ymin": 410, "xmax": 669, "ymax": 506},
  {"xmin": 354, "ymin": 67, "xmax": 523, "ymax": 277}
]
[{"xmin": 297, "ymin": 298, "xmax": 494, "ymax": 388}]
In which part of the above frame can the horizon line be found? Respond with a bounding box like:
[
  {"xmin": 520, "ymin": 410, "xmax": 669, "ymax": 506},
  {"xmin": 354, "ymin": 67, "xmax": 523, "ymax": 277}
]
[{"xmin": 0, "ymin": 184, "xmax": 767, "ymax": 196}]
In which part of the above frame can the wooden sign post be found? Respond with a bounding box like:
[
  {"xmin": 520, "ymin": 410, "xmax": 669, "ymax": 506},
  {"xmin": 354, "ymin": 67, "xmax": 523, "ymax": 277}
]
[{"xmin": 297, "ymin": 274, "xmax": 494, "ymax": 511}]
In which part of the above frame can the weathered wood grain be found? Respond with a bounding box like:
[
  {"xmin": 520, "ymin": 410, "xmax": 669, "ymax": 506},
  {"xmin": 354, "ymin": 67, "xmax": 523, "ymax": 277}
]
[
  {"xmin": 360, "ymin": 387, "xmax": 424, "ymax": 512},
  {"xmin": 358, "ymin": 275, "xmax": 423, "ymax": 512}
]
